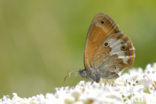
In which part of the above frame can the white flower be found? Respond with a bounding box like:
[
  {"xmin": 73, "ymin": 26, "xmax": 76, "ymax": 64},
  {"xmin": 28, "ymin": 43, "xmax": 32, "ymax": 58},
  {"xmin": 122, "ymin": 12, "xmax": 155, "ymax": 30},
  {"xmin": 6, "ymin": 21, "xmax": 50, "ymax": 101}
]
[{"xmin": 1, "ymin": 63, "xmax": 156, "ymax": 104}]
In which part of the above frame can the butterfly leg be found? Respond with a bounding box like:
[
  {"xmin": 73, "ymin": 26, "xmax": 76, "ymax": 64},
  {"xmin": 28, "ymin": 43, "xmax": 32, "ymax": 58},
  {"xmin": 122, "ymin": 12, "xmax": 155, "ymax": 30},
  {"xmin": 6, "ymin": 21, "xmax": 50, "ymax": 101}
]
[
  {"xmin": 89, "ymin": 78, "xmax": 94, "ymax": 84},
  {"xmin": 88, "ymin": 73, "xmax": 101, "ymax": 82}
]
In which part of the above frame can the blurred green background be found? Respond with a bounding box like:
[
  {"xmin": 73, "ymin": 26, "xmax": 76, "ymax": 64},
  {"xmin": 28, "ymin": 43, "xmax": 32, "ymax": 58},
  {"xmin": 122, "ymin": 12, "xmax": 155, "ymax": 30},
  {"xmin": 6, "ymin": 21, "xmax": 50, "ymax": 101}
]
[{"xmin": 0, "ymin": 0, "xmax": 156, "ymax": 97}]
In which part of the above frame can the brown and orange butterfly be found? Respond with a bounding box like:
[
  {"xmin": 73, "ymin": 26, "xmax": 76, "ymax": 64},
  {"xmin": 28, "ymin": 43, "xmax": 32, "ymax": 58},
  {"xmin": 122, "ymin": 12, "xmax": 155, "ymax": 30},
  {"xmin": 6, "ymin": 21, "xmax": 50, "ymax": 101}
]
[{"xmin": 65, "ymin": 13, "xmax": 135, "ymax": 82}]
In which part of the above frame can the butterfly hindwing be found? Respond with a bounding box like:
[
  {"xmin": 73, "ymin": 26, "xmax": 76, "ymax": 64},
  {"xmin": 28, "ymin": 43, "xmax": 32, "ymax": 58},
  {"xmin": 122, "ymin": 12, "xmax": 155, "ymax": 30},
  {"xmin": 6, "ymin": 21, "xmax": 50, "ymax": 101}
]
[
  {"xmin": 89, "ymin": 33, "xmax": 135, "ymax": 79},
  {"xmin": 105, "ymin": 33, "xmax": 135, "ymax": 69}
]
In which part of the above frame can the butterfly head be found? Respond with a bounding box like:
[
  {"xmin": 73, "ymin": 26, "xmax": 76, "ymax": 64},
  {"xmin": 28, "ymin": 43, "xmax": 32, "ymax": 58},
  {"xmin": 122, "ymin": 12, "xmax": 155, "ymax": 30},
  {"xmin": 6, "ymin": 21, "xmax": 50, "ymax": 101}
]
[{"xmin": 79, "ymin": 69, "xmax": 88, "ymax": 78}]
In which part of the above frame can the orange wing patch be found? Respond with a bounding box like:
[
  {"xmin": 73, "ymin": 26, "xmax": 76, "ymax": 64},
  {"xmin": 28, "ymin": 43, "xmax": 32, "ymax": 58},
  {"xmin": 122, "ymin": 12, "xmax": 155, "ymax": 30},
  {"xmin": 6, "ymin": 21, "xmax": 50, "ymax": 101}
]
[{"xmin": 84, "ymin": 14, "xmax": 120, "ymax": 70}]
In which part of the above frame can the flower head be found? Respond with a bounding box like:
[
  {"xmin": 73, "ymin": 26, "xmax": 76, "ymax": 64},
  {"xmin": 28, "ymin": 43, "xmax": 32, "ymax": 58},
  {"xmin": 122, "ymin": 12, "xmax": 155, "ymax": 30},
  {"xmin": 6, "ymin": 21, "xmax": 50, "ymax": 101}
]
[{"xmin": 1, "ymin": 63, "xmax": 156, "ymax": 104}]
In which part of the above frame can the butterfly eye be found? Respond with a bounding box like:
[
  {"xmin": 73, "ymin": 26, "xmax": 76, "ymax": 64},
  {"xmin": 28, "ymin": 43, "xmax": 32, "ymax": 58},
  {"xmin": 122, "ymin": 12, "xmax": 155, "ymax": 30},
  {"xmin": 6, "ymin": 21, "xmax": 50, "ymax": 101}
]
[
  {"xmin": 104, "ymin": 42, "xmax": 108, "ymax": 46},
  {"xmin": 101, "ymin": 20, "xmax": 104, "ymax": 24}
]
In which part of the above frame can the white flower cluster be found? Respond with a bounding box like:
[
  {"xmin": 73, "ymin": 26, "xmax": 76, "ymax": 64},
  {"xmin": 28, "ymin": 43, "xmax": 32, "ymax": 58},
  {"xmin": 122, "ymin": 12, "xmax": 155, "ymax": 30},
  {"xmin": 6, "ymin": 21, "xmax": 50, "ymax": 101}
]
[{"xmin": 1, "ymin": 63, "xmax": 156, "ymax": 104}]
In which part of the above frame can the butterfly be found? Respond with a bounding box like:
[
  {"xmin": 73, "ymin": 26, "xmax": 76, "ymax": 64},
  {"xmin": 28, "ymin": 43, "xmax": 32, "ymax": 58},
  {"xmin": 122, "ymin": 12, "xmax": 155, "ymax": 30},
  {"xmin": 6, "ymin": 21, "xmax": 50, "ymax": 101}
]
[{"xmin": 65, "ymin": 13, "xmax": 135, "ymax": 82}]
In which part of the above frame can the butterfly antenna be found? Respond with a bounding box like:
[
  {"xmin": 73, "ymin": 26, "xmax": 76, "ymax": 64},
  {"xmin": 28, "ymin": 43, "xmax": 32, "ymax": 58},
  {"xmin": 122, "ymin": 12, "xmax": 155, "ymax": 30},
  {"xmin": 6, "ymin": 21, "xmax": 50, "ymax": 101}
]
[{"xmin": 64, "ymin": 70, "xmax": 79, "ymax": 81}]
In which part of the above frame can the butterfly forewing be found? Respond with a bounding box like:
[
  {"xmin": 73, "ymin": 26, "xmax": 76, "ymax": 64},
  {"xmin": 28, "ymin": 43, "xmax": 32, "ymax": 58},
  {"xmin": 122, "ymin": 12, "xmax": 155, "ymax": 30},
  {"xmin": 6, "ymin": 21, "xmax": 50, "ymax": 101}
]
[{"xmin": 84, "ymin": 14, "xmax": 120, "ymax": 70}]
